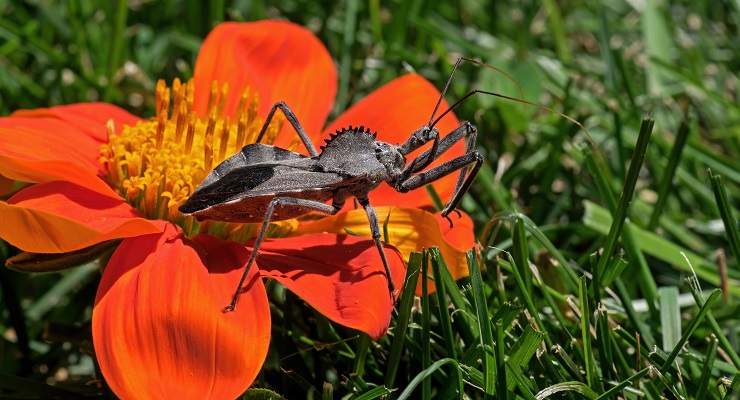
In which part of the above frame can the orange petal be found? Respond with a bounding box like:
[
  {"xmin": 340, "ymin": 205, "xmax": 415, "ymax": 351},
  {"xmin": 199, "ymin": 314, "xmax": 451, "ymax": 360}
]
[
  {"xmin": 254, "ymin": 233, "xmax": 406, "ymax": 339},
  {"xmin": 9, "ymin": 102, "xmax": 139, "ymax": 142},
  {"xmin": 0, "ymin": 103, "xmax": 138, "ymax": 193},
  {"xmin": 297, "ymin": 207, "xmax": 475, "ymax": 285},
  {"xmin": 94, "ymin": 224, "xmax": 270, "ymax": 400},
  {"xmin": 0, "ymin": 182, "xmax": 162, "ymax": 253},
  {"xmin": 325, "ymin": 74, "xmax": 461, "ymax": 208},
  {"xmin": 194, "ymin": 21, "xmax": 336, "ymax": 148}
]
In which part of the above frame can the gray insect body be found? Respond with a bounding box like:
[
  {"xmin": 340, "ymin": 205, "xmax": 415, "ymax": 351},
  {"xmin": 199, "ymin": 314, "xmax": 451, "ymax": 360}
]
[
  {"xmin": 181, "ymin": 58, "xmax": 486, "ymax": 312},
  {"xmin": 181, "ymin": 127, "xmax": 404, "ymax": 223}
]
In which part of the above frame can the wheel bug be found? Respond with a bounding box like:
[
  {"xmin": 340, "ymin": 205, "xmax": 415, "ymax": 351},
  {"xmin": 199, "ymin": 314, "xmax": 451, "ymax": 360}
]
[{"xmin": 180, "ymin": 57, "xmax": 518, "ymax": 312}]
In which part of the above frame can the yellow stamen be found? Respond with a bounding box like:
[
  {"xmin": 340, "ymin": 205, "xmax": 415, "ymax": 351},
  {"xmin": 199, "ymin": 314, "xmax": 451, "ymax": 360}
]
[
  {"xmin": 203, "ymin": 110, "xmax": 216, "ymax": 171},
  {"xmin": 218, "ymin": 117, "xmax": 231, "ymax": 161},
  {"xmin": 101, "ymin": 78, "xmax": 285, "ymax": 241}
]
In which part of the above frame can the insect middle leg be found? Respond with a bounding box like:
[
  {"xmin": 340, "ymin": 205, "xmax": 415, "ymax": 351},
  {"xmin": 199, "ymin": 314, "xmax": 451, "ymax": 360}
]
[
  {"xmin": 224, "ymin": 196, "xmax": 343, "ymax": 312},
  {"xmin": 357, "ymin": 197, "xmax": 397, "ymax": 300},
  {"xmin": 255, "ymin": 101, "xmax": 319, "ymax": 156},
  {"xmin": 398, "ymin": 149, "xmax": 483, "ymax": 217}
]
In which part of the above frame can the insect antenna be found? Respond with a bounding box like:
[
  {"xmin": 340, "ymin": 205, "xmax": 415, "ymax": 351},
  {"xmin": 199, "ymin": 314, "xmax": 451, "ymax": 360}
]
[
  {"xmin": 426, "ymin": 56, "xmax": 592, "ymax": 142},
  {"xmin": 427, "ymin": 57, "xmax": 524, "ymax": 127}
]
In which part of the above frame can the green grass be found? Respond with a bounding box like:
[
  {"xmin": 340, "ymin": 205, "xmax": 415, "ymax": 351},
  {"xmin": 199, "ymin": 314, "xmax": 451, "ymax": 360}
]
[{"xmin": 2, "ymin": 0, "xmax": 740, "ymax": 399}]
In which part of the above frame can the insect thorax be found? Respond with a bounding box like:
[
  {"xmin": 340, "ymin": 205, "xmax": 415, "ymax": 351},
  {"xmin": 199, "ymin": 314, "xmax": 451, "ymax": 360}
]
[{"xmin": 317, "ymin": 126, "xmax": 404, "ymax": 183}]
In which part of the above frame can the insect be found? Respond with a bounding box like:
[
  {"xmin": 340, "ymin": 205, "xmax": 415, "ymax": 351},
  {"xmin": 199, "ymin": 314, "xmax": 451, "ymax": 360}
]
[{"xmin": 180, "ymin": 57, "xmax": 500, "ymax": 312}]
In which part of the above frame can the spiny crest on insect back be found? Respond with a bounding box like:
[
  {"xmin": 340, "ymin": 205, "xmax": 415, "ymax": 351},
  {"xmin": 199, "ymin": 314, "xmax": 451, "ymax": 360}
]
[{"xmin": 319, "ymin": 125, "xmax": 378, "ymax": 152}]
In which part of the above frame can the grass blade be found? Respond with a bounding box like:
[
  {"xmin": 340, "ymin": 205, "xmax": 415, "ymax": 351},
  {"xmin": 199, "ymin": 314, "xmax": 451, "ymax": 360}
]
[
  {"xmin": 594, "ymin": 118, "xmax": 654, "ymax": 283},
  {"xmin": 429, "ymin": 248, "xmax": 457, "ymax": 359},
  {"xmin": 495, "ymin": 321, "xmax": 508, "ymax": 400},
  {"xmin": 595, "ymin": 368, "xmax": 649, "ymax": 400},
  {"xmin": 384, "ymin": 252, "xmax": 422, "ymax": 389},
  {"xmin": 429, "ymin": 248, "xmax": 462, "ymax": 398},
  {"xmin": 420, "ymin": 251, "xmax": 432, "ymax": 400},
  {"xmin": 397, "ymin": 359, "xmax": 462, "ymax": 400},
  {"xmin": 579, "ymin": 276, "xmax": 600, "ymax": 391},
  {"xmin": 658, "ymin": 286, "xmax": 681, "ymax": 352},
  {"xmin": 709, "ymin": 170, "xmax": 740, "ymax": 270},
  {"xmin": 661, "ymin": 289, "xmax": 721, "ymax": 371},
  {"xmin": 648, "ymin": 119, "xmax": 691, "ymax": 229},
  {"xmin": 582, "ymin": 146, "xmax": 657, "ymax": 310},
  {"xmin": 583, "ymin": 200, "xmax": 738, "ymax": 294},
  {"xmin": 468, "ymin": 252, "xmax": 496, "ymax": 396},
  {"xmin": 351, "ymin": 386, "xmax": 392, "ymax": 400},
  {"xmin": 686, "ymin": 272, "xmax": 740, "ymax": 370},
  {"xmin": 513, "ymin": 217, "xmax": 532, "ymax": 293},
  {"xmin": 535, "ymin": 382, "xmax": 598, "ymax": 400},
  {"xmin": 695, "ymin": 335, "xmax": 719, "ymax": 400},
  {"xmin": 104, "ymin": 0, "xmax": 127, "ymax": 101}
]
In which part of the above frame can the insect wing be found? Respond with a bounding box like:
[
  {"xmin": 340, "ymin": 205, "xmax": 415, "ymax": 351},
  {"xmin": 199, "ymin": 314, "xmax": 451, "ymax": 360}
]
[{"xmin": 198, "ymin": 143, "xmax": 307, "ymax": 188}]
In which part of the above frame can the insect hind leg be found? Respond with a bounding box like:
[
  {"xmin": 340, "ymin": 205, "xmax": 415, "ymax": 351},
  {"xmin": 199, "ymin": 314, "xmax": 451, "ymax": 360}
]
[
  {"xmin": 224, "ymin": 196, "xmax": 341, "ymax": 312},
  {"xmin": 358, "ymin": 197, "xmax": 397, "ymax": 301}
]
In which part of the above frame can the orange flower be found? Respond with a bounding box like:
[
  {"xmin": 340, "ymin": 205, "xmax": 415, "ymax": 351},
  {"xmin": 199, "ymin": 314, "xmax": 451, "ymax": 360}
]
[{"xmin": 0, "ymin": 20, "xmax": 474, "ymax": 399}]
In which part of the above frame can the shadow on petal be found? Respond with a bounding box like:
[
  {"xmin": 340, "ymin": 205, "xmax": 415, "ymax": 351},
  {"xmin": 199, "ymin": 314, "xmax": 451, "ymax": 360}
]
[
  {"xmin": 93, "ymin": 224, "xmax": 270, "ymax": 400},
  {"xmin": 255, "ymin": 233, "xmax": 406, "ymax": 340},
  {"xmin": 296, "ymin": 207, "xmax": 476, "ymax": 290}
]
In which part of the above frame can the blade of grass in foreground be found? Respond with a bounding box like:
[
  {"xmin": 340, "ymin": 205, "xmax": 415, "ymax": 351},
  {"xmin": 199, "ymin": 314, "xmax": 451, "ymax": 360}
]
[
  {"xmin": 661, "ymin": 289, "xmax": 720, "ymax": 372},
  {"xmin": 397, "ymin": 358, "xmax": 463, "ymax": 400},
  {"xmin": 595, "ymin": 368, "xmax": 649, "ymax": 400},
  {"xmin": 495, "ymin": 320, "xmax": 508, "ymax": 400},
  {"xmin": 579, "ymin": 276, "xmax": 601, "ymax": 391},
  {"xmin": 384, "ymin": 252, "xmax": 422, "ymax": 389},
  {"xmin": 648, "ymin": 119, "xmax": 691, "ymax": 230},
  {"xmin": 695, "ymin": 335, "xmax": 718, "ymax": 400},
  {"xmin": 686, "ymin": 272, "xmax": 740, "ymax": 370},
  {"xmin": 351, "ymin": 385, "xmax": 392, "ymax": 400},
  {"xmin": 593, "ymin": 118, "xmax": 654, "ymax": 284},
  {"xmin": 709, "ymin": 170, "xmax": 740, "ymax": 270},
  {"xmin": 429, "ymin": 248, "xmax": 457, "ymax": 359},
  {"xmin": 428, "ymin": 248, "xmax": 462, "ymax": 398},
  {"xmin": 468, "ymin": 252, "xmax": 496, "ymax": 397},
  {"xmin": 513, "ymin": 217, "xmax": 532, "ymax": 295},
  {"xmin": 420, "ymin": 251, "xmax": 431, "ymax": 400},
  {"xmin": 658, "ymin": 286, "xmax": 681, "ymax": 352},
  {"xmin": 535, "ymin": 382, "xmax": 598, "ymax": 400},
  {"xmin": 583, "ymin": 201, "xmax": 738, "ymax": 293},
  {"xmin": 104, "ymin": 0, "xmax": 127, "ymax": 101}
]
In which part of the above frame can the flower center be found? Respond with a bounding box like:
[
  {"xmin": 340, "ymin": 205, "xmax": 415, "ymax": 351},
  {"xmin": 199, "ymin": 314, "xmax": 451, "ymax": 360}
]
[{"xmin": 100, "ymin": 78, "xmax": 295, "ymax": 239}]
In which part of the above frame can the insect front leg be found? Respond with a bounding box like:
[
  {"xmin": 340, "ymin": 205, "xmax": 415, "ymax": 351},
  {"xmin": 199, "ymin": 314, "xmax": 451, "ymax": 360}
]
[
  {"xmin": 225, "ymin": 196, "xmax": 342, "ymax": 312},
  {"xmin": 256, "ymin": 101, "xmax": 319, "ymax": 156},
  {"xmin": 357, "ymin": 197, "xmax": 396, "ymax": 301},
  {"xmin": 400, "ymin": 121, "xmax": 477, "ymax": 180},
  {"xmin": 398, "ymin": 149, "xmax": 483, "ymax": 217}
]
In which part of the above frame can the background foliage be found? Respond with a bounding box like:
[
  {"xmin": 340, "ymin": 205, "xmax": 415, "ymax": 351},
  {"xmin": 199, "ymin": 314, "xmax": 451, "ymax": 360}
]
[{"xmin": 1, "ymin": 0, "xmax": 739, "ymax": 399}]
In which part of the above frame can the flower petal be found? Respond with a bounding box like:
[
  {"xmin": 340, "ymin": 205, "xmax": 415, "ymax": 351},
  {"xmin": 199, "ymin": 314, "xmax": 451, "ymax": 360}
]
[
  {"xmin": 194, "ymin": 21, "xmax": 337, "ymax": 147},
  {"xmin": 254, "ymin": 233, "xmax": 406, "ymax": 339},
  {"xmin": 297, "ymin": 208, "xmax": 475, "ymax": 284},
  {"xmin": 93, "ymin": 225, "xmax": 270, "ymax": 400},
  {"xmin": 0, "ymin": 182, "xmax": 162, "ymax": 253},
  {"xmin": 325, "ymin": 74, "xmax": 461, "ymax": 207},
  {"xmin": 9, "ymin": 102, "xmax": 139, "ymax": 142},
  {"xmin": 0, "ymin": 103, "xmax": 138, "ymax": 193}
]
